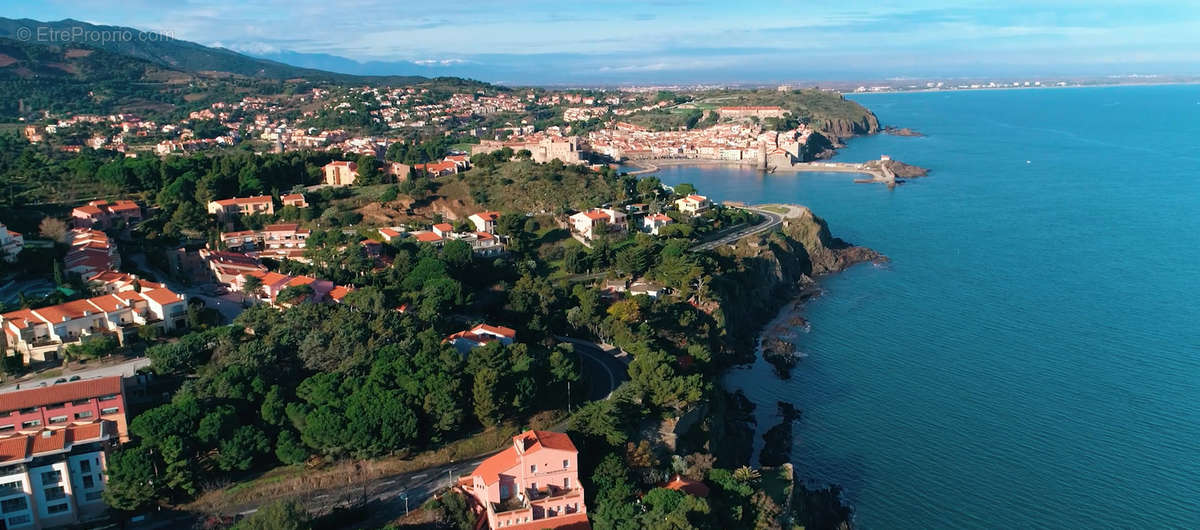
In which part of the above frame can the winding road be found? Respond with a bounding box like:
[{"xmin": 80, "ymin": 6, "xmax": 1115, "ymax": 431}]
[{"xmin": 690, "ymin": 207, "xmax": 784, "ymax": 252}]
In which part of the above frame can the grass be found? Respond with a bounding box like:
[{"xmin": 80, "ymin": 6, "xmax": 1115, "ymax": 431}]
[{"xmin": 758, "ymin": 205, "xmax": 790, "ymax": 214}]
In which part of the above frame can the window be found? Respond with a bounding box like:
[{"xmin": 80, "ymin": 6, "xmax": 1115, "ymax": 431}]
[
  {"xmin": 7, "ymin": 514, "xmax": 30, "ymax": 525},
  {"xmin": 48, "ymin": 416, "xmax": 67, "ymax": 425},
  {"xmin": 82, "ymin": 475, "xmax": 95, "ymax": 489},
  {"xmin": 562, "ymin": 459, "xmax": 569, "ymax": 469},
  {"xmin": 0, "ymin": 480, "xmax": 21, "ymax": 496},
  {"xmin": 563, "ymin": 477, "xmax": 570, "ymax": 489},
  {"xmin": 46, "ymin": 502, "xmax": 69, "ymax": 514},
  {"xmin": 43, "ymin": 486, "xmax": 65, "ymax": 501},
  {"xmin": 18, "ymin": 407, "xmax": 37, "ymax": 414},
  {"xmin": 79, "ymin": 460, "xmax": 91, "ymax": 473},
  {"xmin": 71, "ymin": 399, "xmax": 90, "ymax": 406},
  {"xmin": 39, "ymin": 471, "xmax": 61, "ymax": 484},
  {"xmin": 98, "ymin": 394, "xmax": 118, "ymax": 402},
  {"xmin": 530, "ymin": 464, "xmax": 537, "ymax": 473},
  {"xmin": 84, "ymin": 491, "xmax": 103, "ymax": 502},
  {"xmin": 0, "ymin": 425, "xmax": 13, "ymax": 432},
  {"xmin": 21, "ymin": 420, "xmax": 39, "ymax": 429},
  {"xmin": 1, "ymin": 497, "xmax": 27, "ymax": 513},
  {"xmin": 100, "ymin": 407, "xmax": 119, "ymax": 415},
  {"xmin": 45, "ymin": 403, "xmax": 64, "ymax": 410},
  {"xmin": 74, "ymin": 411, "xmax": 93, "ymax": 420}
]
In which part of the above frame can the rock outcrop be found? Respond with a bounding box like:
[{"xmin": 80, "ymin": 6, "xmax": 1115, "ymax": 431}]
[
  {"xmin": 814, "ymin": 113, "xmax": 880, "ymax": 141},
  {"xmin": 708, "ymin": 207, "xmax": 884, "ymax": 362},
  {"xmin": 863, "ymin": 158, "xmax": 930, "ymax": 178}
]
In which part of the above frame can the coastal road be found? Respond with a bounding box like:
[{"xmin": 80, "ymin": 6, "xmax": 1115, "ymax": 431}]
[
  {"xmin": 690, "ymin": 207, "xmax": 783, "ymax": 252},
  {"xmin": 555, "ymin": 336, "xmax": 631, "ymax": 401}
]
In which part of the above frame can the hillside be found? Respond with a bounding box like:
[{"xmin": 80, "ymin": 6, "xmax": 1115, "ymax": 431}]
[
  {"xmin": 0, "ymin": 18, "xmax": 421, "ymax": 83},
  {"xmin": 699, "ymin": 88, "xmax": 880, "ymax": 138}
]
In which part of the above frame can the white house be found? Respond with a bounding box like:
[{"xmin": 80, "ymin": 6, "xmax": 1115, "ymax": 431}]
[
  {"xmin": 674, "ymin": 194, "xmax": 711, "ymax": 214},
  {"xmin": 468, "ymin": 211, "xmax": 502, "ymax": 233},
  {"xmin": 568, "ymin": 208, "xmax": 626, "ymax": 240},
  {"xmin": 643, "ymin": 213, "xmax": 674, "ymax": 235}
]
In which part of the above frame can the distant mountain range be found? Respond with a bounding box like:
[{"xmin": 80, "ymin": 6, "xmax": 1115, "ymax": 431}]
[
  {"xmin": 0, "ymin": 18, "xmax": 498, "ymax": 119},
  {"xmin": 0, "ymin": 17, "xmax": 440, "ymax": 84}
]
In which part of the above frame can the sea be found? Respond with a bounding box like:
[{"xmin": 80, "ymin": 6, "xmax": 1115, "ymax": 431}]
[{"xmin": 652, "ymin": 85, "xmax": 1200, "ymax": 528}]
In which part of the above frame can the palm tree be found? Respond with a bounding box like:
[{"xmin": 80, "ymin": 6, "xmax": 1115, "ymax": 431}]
[{"xmin": 733, "ymin": 465, "xmax": 761, "ymax": 484}]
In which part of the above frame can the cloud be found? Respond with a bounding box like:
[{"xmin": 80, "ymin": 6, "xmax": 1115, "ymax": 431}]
[{"xmin": 412, "ymin": 58, "xmax": 469, "ymax": 67}]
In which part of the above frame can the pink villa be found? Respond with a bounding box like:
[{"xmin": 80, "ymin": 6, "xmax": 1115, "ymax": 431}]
[
  {"xmin": 207, "ymin": 195, "xmax": 274, "ymax": 221},
  {"xmin": 461, "ymin": 430, "xmax": 589, "ymax": 530}
]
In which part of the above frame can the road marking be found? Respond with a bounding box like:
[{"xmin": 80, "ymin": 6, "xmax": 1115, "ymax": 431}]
[
  {"xmin": 381, "ymin": 480, "xmax": 397, "ymax": 486},
  {"xmin": 577, "ymin": 347, "xmax": 615, "ymax": 400},
  {"xmin": 412, "ymin": 473, "xmax": 427, "ymax": 479},
  {"xmin": 238, "ymin": 509, "xmax": 258, "ymax": 516}
]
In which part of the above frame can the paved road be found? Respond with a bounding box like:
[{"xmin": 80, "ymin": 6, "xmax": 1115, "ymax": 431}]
[
  {"xmin": 555, "ymin": 336, "xmax": 630, "ymax": 401},
  {"xmin": 690, "ymin": 207, "xmax": 783, "ymax": 252},
  {"xmin": 0, "ymin": 357, "xmax": 150, "ymax": 394}
]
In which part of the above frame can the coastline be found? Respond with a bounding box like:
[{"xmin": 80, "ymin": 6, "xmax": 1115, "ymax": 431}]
[{"xmin": 625, "ymin": 157, "xmax": 905, "ymax": 185}]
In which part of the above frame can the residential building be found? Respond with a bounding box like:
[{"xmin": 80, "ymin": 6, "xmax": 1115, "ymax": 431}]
[
  {"xmin": 207, "ymin": 196, "xmax": 274, "ymax": 220},
  {"xmin": 444, "ymin": 324, "xmax": 516, "ymax": 354},
  {"xmin": 64, "ymin": 230, "xmax": 119, "ymax": 279},
  {"xmin": 674, "ymin": 195, "xmax": 711, "ymax": 215},
  {"xmin": 0, "ymin": 377, "xmax": 129, "ymax": 442},
  {"xmin": 1, "ymin": 287, "xmax": 186, "ymax": 364},
  {"xmin": 387, "ymin": 162, "xmax": 412, "ymax": 181},
  {"xmin": 461, "ymin": 430, "xmax": 587, "ymax": 530},
  {"xmin": 432, "ymin": 223, "xmax": 454, "ymax": 238},
  {"xmin": 0, "ymin": 420, "xmax": 118, "ymax": 529},
  {"xmin": 199, "ymin": 249, "xmax": 266, "ymax": 286},
  {"xmin": 568, "ymin": 209, "xmax": 626, "ymax": 241},
  {"xmin": 226, "ymin": 271, "xmax": 353, "ymax": 307},
  {"xmin": 69, "ymin": 200, "xmax": 142, "ymax": 230},
  {"xmin": 643, "ymin": 213, "xmax": 674, "ymax": 235},
  {"xmin": 469, "ymin": 211, "xmax": 502, "ymax": 233},
  {"xmin": 281, "ymin": 193, "xmax": 308, "ymax": 208},
  {"xmin": 0, "ymin": 224, "xmax": 23, "ymax": 262},
  {"xmin": 378, "ymin": 228, "xmax": 405, "ymax": 242},
  {"xmin": 717, "ymin": 106, "xmax": 786, "ymax": 119},
  {"xmin": 323, "ymin": 161, "xmax": 358, "ymax": 186},
  {"xmin": 413, "ymin": 161, "xmax": 458, "ymax": 177}
]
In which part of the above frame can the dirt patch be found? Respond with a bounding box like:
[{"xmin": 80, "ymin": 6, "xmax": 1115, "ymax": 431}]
[
  {"xmin": 64, "ymin": 48, "xmax": 93, "ymax": 59},
  {"xmin": 46, "ymin": 62, "xmax": 78, "ymax": 75},
  {"xmin": 0, "ymin": 54, "xmax": 17, "ymax": 67}
]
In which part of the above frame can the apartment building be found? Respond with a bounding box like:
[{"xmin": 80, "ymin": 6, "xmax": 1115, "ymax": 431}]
[
  {"xmin": 64, "ymin": 230, "xmax": 119, "ymax": 279},
  {"xmin": 206, "ymin": 195, "xmax": 275, "ymax": 220},
  {"xmin": 0, "ymin": 420, "xmax": 117, "ymax": 529},
  {"xmin": 462, "ymin": 430, "xmax": 587, "ymax": 530},
  {"xmin": 220, "ymin": 223, "xmax": 310, "ymax": 252},
  {"xmin": 69, "ymin": 200, "xmax": 142, "ymax": 230},
  {"xmin": 0, "ymin": 377, "xmax": 129, "ymax": 442}
]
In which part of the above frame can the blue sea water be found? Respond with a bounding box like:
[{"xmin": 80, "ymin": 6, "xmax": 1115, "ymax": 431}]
[{"xmin": 655, "ymin": 85, "xmax": 1200, "ymax": 528}]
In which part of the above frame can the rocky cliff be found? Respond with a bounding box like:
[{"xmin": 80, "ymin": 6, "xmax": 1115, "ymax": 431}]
[
  {"xmin": 708, "ymin": 207, "xmax": 883, "ymax": 362},
  {"xmin": 813, "ymin": 112, "xmax": 880, "ymax": 141}
]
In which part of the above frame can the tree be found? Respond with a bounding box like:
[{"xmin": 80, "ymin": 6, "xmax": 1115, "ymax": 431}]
[
  {"xmin": 549, "ymin": 343, "xmax": 581, "ymax": 385},
  {"xmin": 217, "ymin": 425, "xmax": 270, "ymax": 471},
  {"xmin": 569, "ymin": 399, "xmax": 627, "ymax": 446},
  {"xmin": 38, "ymin": 216, "xmax": 68, "ymax": 243},
  {"xmin": 472, "ymin": 367, "xmax": 502, "ymax": 427},
  {"xmin": 590, "ymin": 453, "xmax": 639, "ymax": 530},
  {"xmin": 275, "ymin": 430, "xmax": 309, "ymax": 465},
  {"xmin": 428, "ymin": 490, "xmax": 475, "ymax": 530},
  {"xmin": 674, "ymin": 182, "xmax": 697, "ymax": 196},
  {"xmin": 241, "ymin": 274, "xmax": 263, "ymax": 301},
  {"xmin": 102, "ymin": 445, "xmax": 160, "ymax": 511},
  {"xmin": 441, "ymin": 239, "xmax": 473, "ymax": 270},
  {"xmin": 233, "ymin": 499, "xmax": 312, "ymax": 530}
]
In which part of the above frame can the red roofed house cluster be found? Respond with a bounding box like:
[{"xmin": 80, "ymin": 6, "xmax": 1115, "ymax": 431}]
[
  {"xmin": 1, "ymin": 279, "xmax": 187, "ymax": 363},
  {"xmin": 63, "ymin": 229, "xmax": 119, "ymax": 279},
  {"xmin": 460, "ymin": 430, "xmax": 588, "ymax": 530},
  {"xmin": 230, "ymin": 270, "xmax": 354, "ymax": 306},
  {"xmin": 70, "ymin": 200, "xmax": 142, "ymax": 230}
]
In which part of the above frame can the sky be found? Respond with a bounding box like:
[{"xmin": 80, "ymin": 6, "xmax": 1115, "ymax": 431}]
[{"xmin": 5, "ymin": 0, "xmax": 1200, "ymax": 84}]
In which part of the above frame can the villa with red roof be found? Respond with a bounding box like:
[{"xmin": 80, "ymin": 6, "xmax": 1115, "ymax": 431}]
[
  {"xmin": 64, "ymin": 229, "xmax": 119, "ymax": 279},
  {"xmin": 444, "ymin": 324, "xmax": 516, "ymax": 354},
  {"xmin": 70, "ymin": 200, "xmax": 142, "ymax": 230},
  {"xmin": 207, "ymin": 195, "xmax": 274, "ymax": 221},
  {"xmin": 674, "ymin": 194, "xmax": 711, "ymax": 215},
  {"xmin": 643, "ymin": 213, "xmax": 674, "ymax": 235},
  {"xmin": 568, "ymin": 208, "xmax": 626, "ymax": 241},
  {"xmin": 469, "ymin": 211, "xmax": 502, "ymax": 233},
  {"xmin": 0, "ymin": 420, "xmax": 118, "ymax": 528},
  {"xmin": 460, "ymin": 430, "xmax": 588, "ymax": 530},
  {"xmin": 281, "ymin": 193, "xmax": 309, "ymax": 208}
]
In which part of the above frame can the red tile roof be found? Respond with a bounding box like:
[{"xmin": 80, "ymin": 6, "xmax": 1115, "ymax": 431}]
[
  {"xmin": 472, "ymin": 211, "xmax": 501, "ymax": 221},
  {"xmin": 0, "ymin": 376, "xmax": 122, "ymax": 412},
  {"xmin": 140, "ymin": 288, "xmax": 184, "ymax": 306},
  {"xmin": 473, "ymin": 324, "xmax": 516, "ymax": 339},
  {"xmin": 414, "ymin": 231, "xmax": 443, "ymax": 243},
  {"xmin": 433, "ymin": 223, "xmax": 454, "ymax": 232},
  {"xmin": 514, "ymin": 430, "xmax": 577, "ymax": 454},
  {"xmin": 471, "ymin": 446, "xmax": 518, "ymax": 485},
  {"xmin": 0, "ymin": 421, "xmax": 115, "ymax": 464},
  {"xmin": 505, "ymin": 512, "xmax": 590, "ymax": 530},
  {"xmin": 664, "ymin": 475, "xmax": 710, "ymax": 497},
  {"xmin": 213, "ymin": 195, "xmax": 272, "ymax": 207}
]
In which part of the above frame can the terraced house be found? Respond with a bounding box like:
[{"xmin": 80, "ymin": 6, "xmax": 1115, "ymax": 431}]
[{"xmin": 1, "ymin": 287, "xmax": 186, "ymax": 364}]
